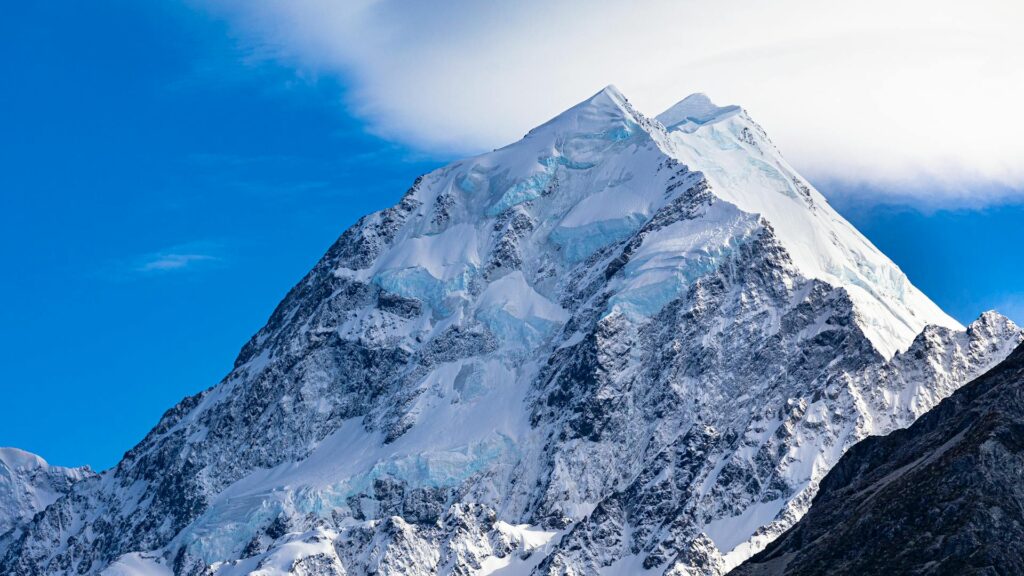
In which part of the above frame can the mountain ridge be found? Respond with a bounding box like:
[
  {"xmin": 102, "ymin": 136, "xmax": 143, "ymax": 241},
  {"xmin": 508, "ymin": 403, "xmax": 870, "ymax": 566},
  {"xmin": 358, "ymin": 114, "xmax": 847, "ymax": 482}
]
[{"xmin": 733, "ymin": 340, "xmax": 1024, "ymax": 575}]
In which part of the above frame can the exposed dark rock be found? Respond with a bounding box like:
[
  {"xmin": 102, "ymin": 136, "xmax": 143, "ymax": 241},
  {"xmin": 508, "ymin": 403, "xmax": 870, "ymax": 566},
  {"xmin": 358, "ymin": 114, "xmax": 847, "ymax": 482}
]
[{"xmin": 734, "ymin": 343, "xmax": 1024, "ymax": 576}]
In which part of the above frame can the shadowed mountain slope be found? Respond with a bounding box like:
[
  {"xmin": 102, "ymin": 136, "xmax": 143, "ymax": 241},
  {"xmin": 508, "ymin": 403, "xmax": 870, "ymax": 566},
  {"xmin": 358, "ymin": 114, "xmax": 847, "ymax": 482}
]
[{"xmin": 735, "ymin": 342, "xmax": 1024, "ymax": 575}]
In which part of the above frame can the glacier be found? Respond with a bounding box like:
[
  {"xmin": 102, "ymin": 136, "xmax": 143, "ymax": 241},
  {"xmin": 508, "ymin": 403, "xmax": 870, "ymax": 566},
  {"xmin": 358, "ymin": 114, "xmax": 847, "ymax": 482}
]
[{"xmin": 1, "ymin": 85, "xmax": 1019, "ymax": 576}]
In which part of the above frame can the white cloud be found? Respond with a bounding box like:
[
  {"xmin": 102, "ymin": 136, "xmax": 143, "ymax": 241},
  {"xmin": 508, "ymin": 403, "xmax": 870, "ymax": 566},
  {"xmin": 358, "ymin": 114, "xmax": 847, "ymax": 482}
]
[
  {"xmin": 198, "ymin": 0, "xmax": 1024, "ymax": 200},
  {"xmin": 124, "ymin": 242, "xmax": 223, "ymax": 276},
  {"xmin": 135, "ymin": 253, "xmax": 217, "ymax": 273}
]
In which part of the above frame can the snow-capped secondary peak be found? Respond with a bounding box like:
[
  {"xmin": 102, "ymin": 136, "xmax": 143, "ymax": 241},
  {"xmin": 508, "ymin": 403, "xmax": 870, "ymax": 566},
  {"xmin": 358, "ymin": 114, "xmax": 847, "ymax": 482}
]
[
  {"xmin": 652, "ymin": 91, "xmax": 961, "ymax": 357},
  {"xmin": 4, "ymin": 85, "xmax": 1017, "ymax": 576},
  {"xmin": 0, "ymin": 447, "xmax": 48, "ymax": 471},
  {"xmin": 0, "ymin": 448, "xmax": 92, "ymax": 537},
  {"xmin": 657, "ymin": 92, "xmax": 742, "ymax": 132}
]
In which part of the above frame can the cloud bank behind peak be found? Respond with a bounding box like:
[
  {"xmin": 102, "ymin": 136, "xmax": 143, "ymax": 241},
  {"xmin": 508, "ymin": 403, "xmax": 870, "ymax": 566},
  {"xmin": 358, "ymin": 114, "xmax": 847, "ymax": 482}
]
[{"xmin": 198, "ymin": 0, "xmax": 1024, "ymax": 203}]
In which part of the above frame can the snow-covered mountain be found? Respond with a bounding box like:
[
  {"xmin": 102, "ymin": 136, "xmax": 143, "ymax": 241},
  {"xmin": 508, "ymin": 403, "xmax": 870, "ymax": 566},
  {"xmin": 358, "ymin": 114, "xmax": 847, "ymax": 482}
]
[
  {"xmin": 2, "ymin": 86, "xmax": 1020, "ymax": 576},
  {"xmin": 0, "ymin": 448, "xmax": 92, "ymax": 541}
]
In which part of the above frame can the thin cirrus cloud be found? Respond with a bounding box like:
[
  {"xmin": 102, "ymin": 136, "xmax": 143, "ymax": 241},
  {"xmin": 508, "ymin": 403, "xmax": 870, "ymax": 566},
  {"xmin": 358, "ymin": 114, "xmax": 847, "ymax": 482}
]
[
  {"xmin": 197, "ymin": 0, "xmax": 1024, "ymax": 203},
  {"xmin": 122, "ymin": 242, "xmax": 224, "ymax": 277},
  {"xmin": 135, "ymin": 252, "xmax": 218, "ymax": 273}
]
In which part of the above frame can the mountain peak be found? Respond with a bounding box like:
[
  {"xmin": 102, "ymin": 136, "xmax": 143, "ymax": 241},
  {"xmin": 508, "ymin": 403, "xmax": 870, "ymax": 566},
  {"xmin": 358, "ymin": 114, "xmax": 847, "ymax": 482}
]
[
  {"xmin": 591, "ymin": 83, "xmax": 628, "ymax": 106},
  {"xmin": 657, "ymin": 92, "xmax": 741, "ymax": 131},
  {"xmin": 589, "ymin": 84, "xmax": 626, "ymax": 108},
  {"xmin": 522, "ymin": 84, "xmax": 643, "ymax": 143},
  {"xmin": 524, "ymin": 83, "xmax": 643, "ymax": 139},
  {"xmin": 6, "ymin": 84, "xmax": 1016, "ymax": 576},
  {"xmin": 572, "ymin": 83, "xmax": 639, "ymax": 124}
]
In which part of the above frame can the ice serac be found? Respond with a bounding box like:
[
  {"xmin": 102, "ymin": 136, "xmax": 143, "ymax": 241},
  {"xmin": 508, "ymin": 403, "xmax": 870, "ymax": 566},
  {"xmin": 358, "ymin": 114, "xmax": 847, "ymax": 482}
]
[
  {"xmin": 0, "ymin": 448, "xmax": 92, "ymax": 544},
  {"xmin": 1, "ymin": 86, "xmax": 1019, "ymax": 576}
]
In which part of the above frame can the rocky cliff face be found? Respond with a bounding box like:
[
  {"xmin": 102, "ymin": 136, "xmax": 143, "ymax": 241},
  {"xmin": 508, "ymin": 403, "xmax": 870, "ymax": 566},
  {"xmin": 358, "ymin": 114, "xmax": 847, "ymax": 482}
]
[
  {"xmin": 1, "ymin": 87, "xmax": 1019, "ymax": 576},
  {"xmin": 734, "ymin": 341, "xmax": 1024, "ymax": 576}
]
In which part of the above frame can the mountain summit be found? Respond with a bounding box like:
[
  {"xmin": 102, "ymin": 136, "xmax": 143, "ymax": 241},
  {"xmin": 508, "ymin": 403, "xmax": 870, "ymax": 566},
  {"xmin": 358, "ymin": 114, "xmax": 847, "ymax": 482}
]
[{"xmin": 1, "ymin": 87, "xmax": 1017, "ymax": 576}]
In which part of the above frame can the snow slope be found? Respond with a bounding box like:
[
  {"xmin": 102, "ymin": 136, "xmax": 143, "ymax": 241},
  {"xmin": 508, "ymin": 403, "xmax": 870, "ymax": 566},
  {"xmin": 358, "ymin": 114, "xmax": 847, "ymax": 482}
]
[
  {"xmin": 1, "ymin": 86, "xmax": 1018, "ymax": 576},
  {"xmin": 657, "ymin": 95, "xmax": 960, "ymax": 358}
]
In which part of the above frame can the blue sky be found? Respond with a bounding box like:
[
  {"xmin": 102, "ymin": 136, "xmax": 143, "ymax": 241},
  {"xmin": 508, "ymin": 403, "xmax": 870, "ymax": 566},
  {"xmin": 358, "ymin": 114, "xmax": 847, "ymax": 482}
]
[{"xmin": 1, "ymin": 2, "xmax": 1022, "ymax": 471}]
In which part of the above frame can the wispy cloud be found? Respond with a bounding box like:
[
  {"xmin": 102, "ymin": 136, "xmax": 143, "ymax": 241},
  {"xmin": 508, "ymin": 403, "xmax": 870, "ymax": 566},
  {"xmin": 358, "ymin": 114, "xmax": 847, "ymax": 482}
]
[
  {"xmin": 105, "ymin": 242, "xmax": 225, "ymax": 280},
  {"xmin": 195, "ymin": 0, "xmax": 1024, "ymax": 204},
  {"xmin": 134, "ymin": 252, "xmax": 219, "ymax": 273}
]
